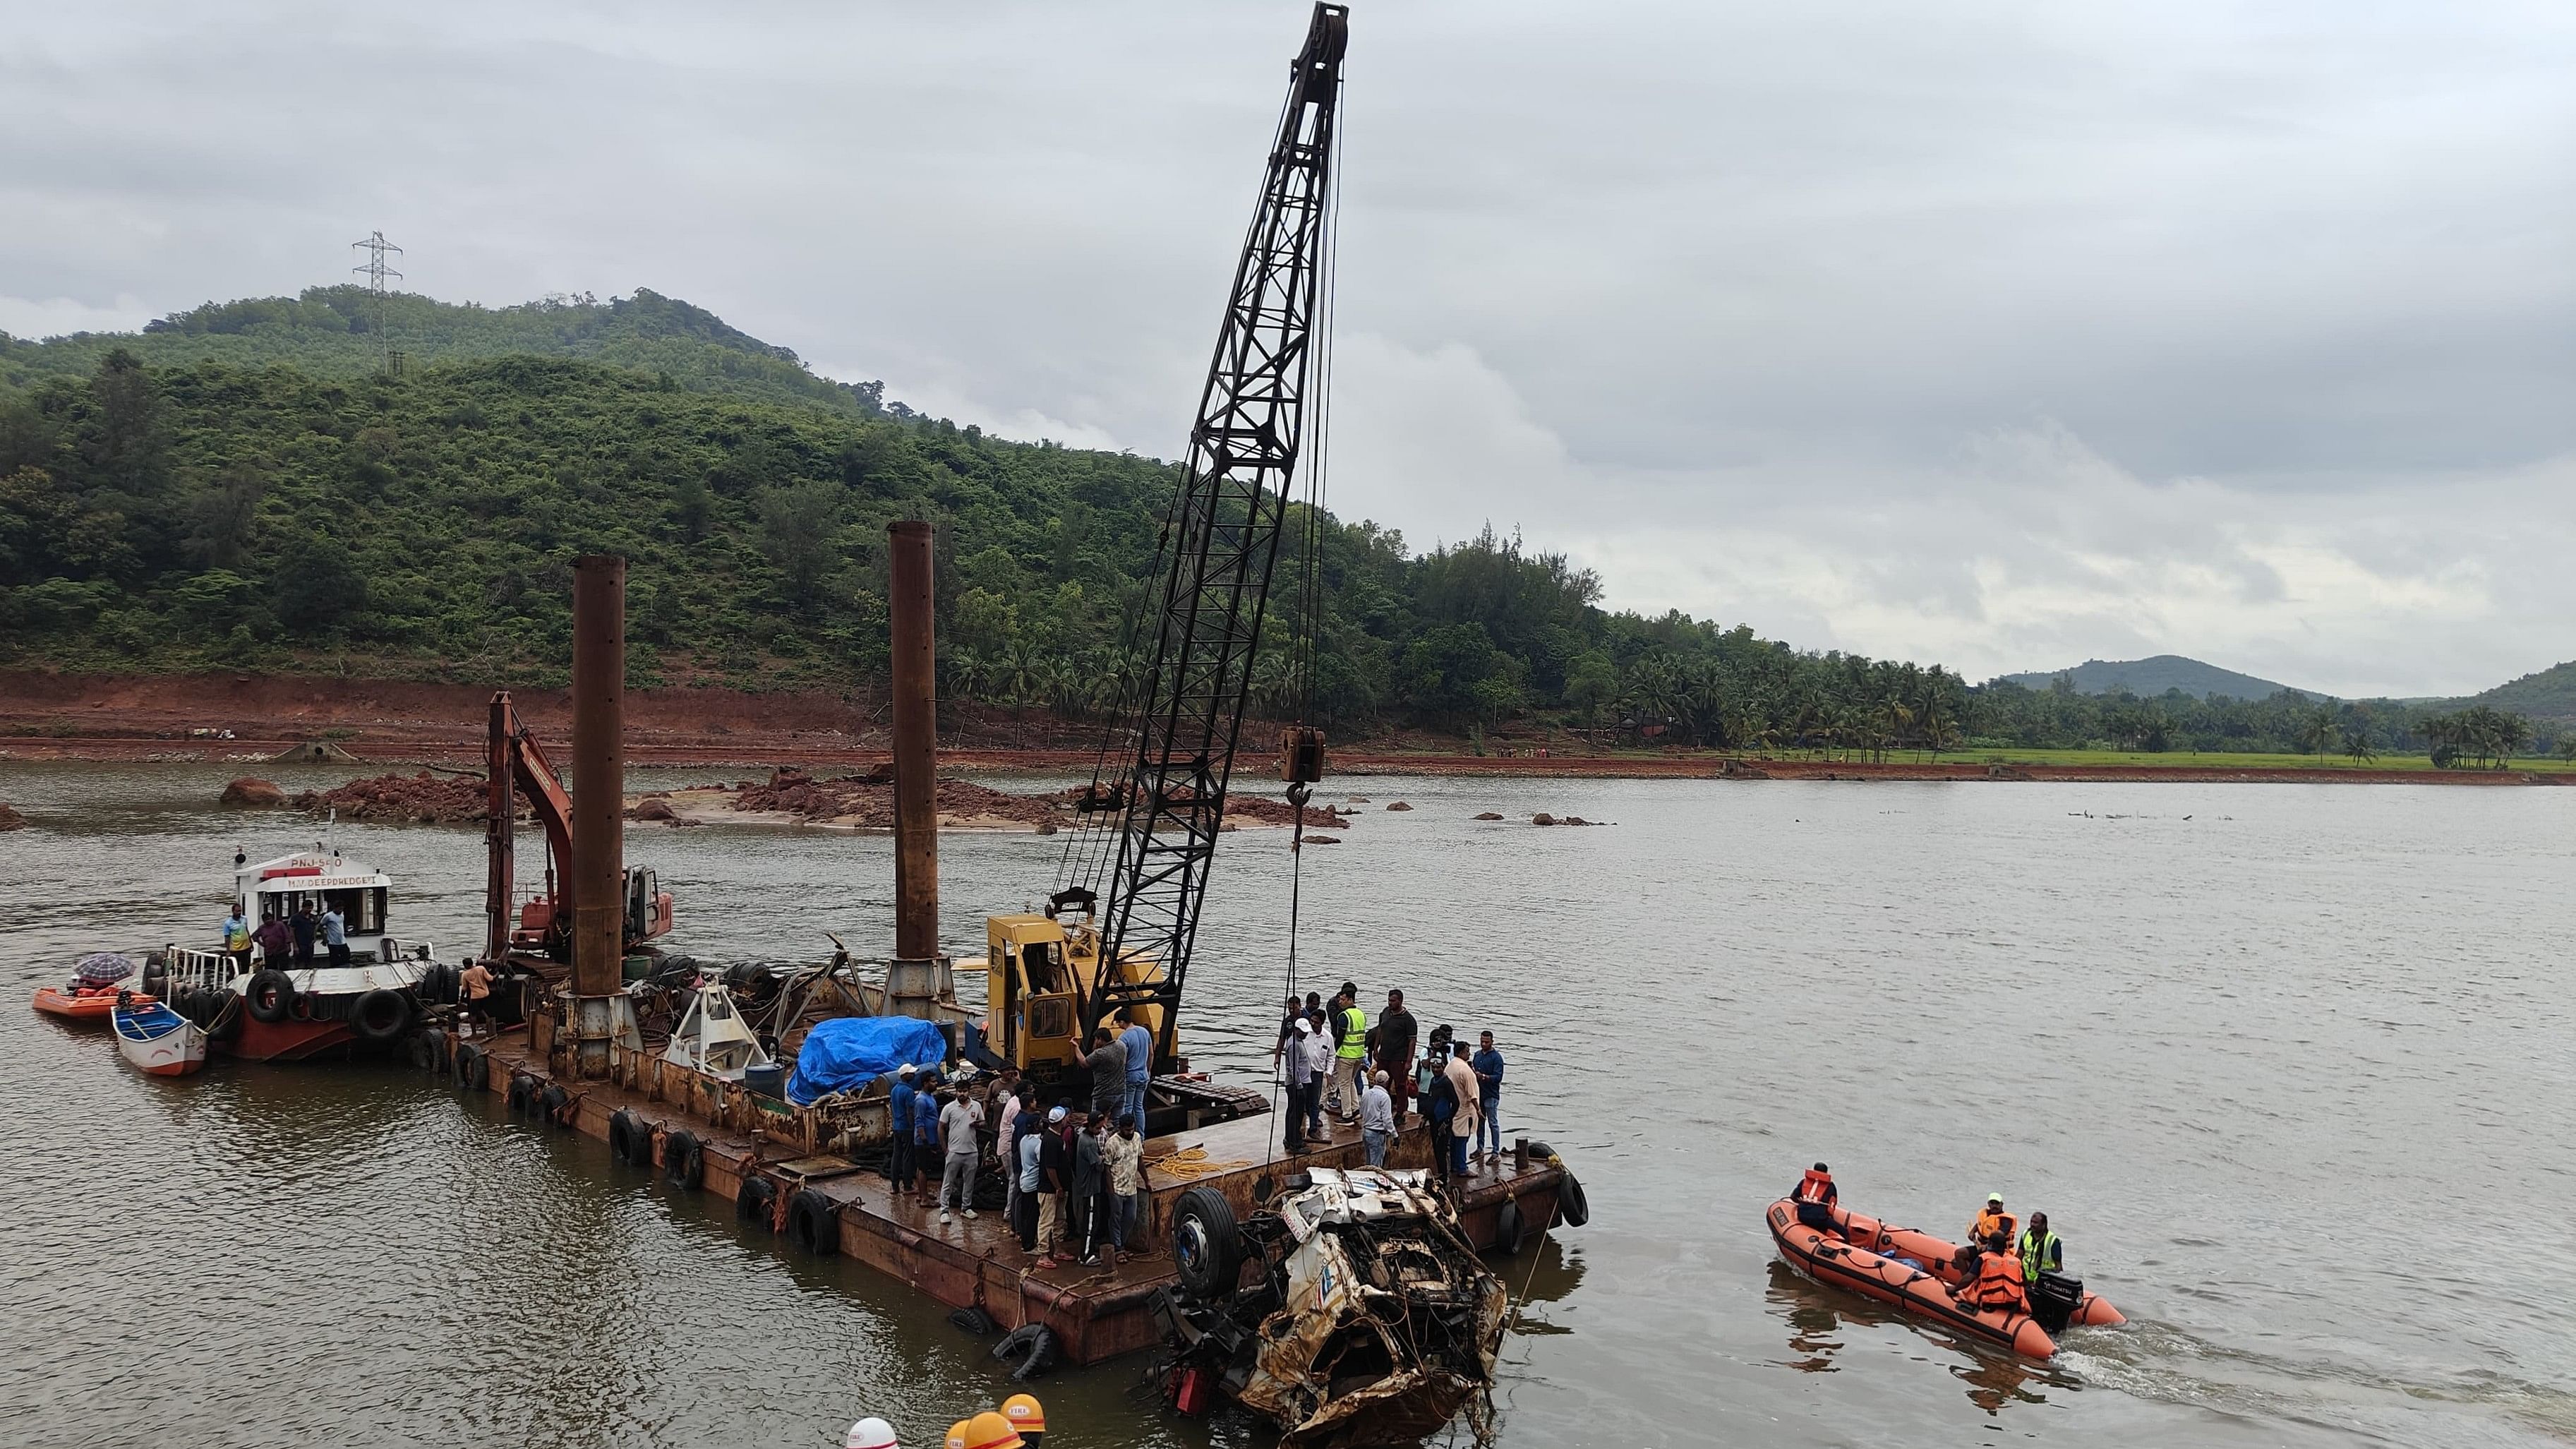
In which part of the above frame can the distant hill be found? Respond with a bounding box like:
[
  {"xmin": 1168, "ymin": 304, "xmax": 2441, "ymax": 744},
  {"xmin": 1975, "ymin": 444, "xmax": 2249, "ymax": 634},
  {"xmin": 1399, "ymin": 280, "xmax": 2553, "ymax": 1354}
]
[
  {"xmin": 1999, "ymin": 655, "xmax": 2307, "ymax": 701},
  {"xmin": 0, "ymin": 285, "xmax": 887, "ymax": 419},
  {"xmin": 2464, "ymin": 661, "xmax": 2576, "ymax": 723}
]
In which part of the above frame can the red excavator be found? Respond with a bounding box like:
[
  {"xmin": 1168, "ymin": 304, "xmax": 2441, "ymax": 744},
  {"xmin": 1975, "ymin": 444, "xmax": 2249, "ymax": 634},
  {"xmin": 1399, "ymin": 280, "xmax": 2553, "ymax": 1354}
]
[{"xmin": 483, "ymin": 691, "xmax": 672, "ymax": 967}]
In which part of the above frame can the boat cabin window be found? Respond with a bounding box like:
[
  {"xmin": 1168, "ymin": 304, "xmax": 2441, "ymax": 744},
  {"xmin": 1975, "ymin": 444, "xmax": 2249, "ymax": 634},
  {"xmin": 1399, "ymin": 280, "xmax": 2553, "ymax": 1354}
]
[{"xmin": 256, "ymin": 886, "xmax": 387, "ymax": 932}]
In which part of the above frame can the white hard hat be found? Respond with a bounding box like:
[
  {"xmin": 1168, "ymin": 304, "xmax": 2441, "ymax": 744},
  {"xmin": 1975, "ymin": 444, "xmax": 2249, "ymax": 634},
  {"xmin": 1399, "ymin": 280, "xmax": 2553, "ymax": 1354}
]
[
  {"xmin": 847, "ymin": 1417, "xmax": 899, "ymax": 1449},
  {"xmin": 1294, "ymin": 1018, "xmax": 1313, "ymax": 1035},
  {"xmin": 897, "ymin": 1064, "xmax": 916, "ymax": 1076}
]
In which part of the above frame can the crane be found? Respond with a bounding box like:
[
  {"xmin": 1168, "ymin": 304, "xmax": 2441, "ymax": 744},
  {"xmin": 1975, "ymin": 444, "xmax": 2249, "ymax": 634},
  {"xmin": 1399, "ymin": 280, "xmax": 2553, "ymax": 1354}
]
[{"xmin": 980, "ymin": 3, "xmax": 1346, "ymax": 1094}]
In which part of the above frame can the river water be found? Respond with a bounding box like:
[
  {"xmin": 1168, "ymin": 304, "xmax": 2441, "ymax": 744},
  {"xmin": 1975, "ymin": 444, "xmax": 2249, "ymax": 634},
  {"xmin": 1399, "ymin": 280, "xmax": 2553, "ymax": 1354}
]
[{"xmin": 0, "ymin": 762, "xmax": 2568, "ymax": 1448}]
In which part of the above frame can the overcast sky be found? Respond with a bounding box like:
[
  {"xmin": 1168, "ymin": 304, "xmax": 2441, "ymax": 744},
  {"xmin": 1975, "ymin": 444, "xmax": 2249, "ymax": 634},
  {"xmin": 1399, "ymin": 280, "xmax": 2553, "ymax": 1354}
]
[{"xmin": 5, "ymin": 1, "xmax": 2570, "ymax": 696}]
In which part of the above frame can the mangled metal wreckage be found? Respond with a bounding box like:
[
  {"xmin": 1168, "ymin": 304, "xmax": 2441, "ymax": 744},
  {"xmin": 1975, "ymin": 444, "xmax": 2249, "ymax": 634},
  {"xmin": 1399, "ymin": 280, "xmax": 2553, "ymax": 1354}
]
[{"xmin": 1152, "ymin": 1167, "xmax": 1508, "ymax": 1447}]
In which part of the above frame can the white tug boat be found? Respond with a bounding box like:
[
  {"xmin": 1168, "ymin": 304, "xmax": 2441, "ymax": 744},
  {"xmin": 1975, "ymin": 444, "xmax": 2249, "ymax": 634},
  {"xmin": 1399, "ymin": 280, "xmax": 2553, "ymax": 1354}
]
[{"xmin": 155, "ymin": 843, "xmax": 452, "ymax": 1062}]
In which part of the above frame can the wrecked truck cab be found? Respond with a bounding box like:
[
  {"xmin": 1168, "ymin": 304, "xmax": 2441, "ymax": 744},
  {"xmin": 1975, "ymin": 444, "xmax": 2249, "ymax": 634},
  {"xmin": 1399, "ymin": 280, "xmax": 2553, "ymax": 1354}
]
[{"xmin": 1153, "ymin": 1167, "xmax": 1510, "ymax": 1448}]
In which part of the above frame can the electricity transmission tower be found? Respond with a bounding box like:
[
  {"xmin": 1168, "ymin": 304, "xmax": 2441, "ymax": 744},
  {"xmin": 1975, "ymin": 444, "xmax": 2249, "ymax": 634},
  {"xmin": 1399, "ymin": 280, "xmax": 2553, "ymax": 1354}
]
[{"xmin": 350, "ymin": 230, "xmax": 404, "ymax": 375}]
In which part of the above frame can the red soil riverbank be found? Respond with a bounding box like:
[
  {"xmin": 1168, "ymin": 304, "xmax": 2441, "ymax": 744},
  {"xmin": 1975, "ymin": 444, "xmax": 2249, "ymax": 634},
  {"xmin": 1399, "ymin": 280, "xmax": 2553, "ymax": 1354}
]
[{"xmin": 1, "ymin": 670, "xmax": 2565, "ymax": 785}]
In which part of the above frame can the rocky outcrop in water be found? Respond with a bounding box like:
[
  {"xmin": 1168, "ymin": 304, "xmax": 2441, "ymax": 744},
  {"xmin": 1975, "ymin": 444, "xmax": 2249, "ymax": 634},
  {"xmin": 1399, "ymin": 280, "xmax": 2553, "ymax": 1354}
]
[
  {"xmin": 292, "ymin": 771, "xmax": 490, "ymax": 823},
  {"xmin": 0, "ymin": 802, "xmax": 25, "ymax": 831},
  {"xmin": 219, "ymin": 777, "xmax": 289, "ymax": 807}
]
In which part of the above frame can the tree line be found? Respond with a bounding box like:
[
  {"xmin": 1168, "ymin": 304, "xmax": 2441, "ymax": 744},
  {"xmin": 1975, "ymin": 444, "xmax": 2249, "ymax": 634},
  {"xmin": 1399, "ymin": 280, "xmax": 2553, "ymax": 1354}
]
[{"xmin": 0, "ymin": 336, "xmax": 2552, "ymax": 765}]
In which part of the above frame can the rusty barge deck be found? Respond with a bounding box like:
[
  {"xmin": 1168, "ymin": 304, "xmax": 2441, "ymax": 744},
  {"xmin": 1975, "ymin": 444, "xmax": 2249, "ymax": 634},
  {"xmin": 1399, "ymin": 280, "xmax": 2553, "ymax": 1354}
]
[{"xmin": 453, "ymin": 1026, "xmax": 1568, "ymax": 1366}]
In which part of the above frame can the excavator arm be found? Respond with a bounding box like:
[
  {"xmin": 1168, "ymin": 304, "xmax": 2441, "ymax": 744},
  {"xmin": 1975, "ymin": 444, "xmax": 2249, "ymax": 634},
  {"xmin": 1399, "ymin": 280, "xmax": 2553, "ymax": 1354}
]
[{"xmin": 485, "ymin": 690, "xmax": 666, "ymax": 963}]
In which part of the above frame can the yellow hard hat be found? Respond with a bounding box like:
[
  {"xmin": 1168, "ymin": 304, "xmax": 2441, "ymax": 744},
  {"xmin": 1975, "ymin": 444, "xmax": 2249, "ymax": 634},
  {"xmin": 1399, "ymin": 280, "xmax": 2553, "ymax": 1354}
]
[
  {"xmin": 945, "ymin": 1421, "xmax": 972, "ymax": 1449},
  {"xmin": 1001, "ymin": 1393, "xmax": 1046, "ymax": 1432},
  {"xmin": 961, "ymin": 1411, "xmax": 1025, "ymax": 1449}
]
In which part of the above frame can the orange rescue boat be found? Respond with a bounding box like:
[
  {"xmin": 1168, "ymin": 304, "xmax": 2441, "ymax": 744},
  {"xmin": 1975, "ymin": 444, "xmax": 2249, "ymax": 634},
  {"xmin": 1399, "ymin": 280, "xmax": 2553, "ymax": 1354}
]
[{"xmin": 1767, "ymin": 1198, "xmax": 2124, "ymax": 1359}]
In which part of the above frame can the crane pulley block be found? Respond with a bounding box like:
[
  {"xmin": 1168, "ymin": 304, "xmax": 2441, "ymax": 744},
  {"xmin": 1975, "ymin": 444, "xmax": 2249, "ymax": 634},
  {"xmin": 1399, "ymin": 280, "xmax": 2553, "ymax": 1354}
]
[{"xmin": 1280, "ymin": 726, "xmax": 1327, "ymax": 785}]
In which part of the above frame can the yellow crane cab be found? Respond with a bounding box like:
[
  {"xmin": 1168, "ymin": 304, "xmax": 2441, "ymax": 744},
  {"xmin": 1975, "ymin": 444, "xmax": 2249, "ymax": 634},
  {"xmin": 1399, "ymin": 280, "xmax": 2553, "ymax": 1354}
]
[{"xmin": 985, "ymin": 890, "xmax": 1169, "ymax": 1074}]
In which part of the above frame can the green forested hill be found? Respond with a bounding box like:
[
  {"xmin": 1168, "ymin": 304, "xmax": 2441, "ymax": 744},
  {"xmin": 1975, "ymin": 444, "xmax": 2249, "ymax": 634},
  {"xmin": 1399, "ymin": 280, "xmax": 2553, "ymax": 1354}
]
[
  {"xmin": 1999, "ymin": 654, "xmax": 2304, "ymax": 701},
  {"xmin": 2467, "ymin": 662, "xmax": 2576, "ymax": 723},
  {"xmin": 0, "ymin": 287, "xmax": 885, "ymax": 419},
  {"xmin": 0, "ymin": 287, "xmax": 2556, "ymax": 759}
]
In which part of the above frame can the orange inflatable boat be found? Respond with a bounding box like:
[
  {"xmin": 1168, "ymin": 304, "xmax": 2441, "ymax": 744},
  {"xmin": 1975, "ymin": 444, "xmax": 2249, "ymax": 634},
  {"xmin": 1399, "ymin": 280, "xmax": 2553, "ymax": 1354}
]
[
  {"xmin": 32, "ymin": 985, "xmax": 155, "ymax": 1023},
  {"xmin": 1768, "ymin": 1198, "xmax": 2124, "ymax": 1359}
]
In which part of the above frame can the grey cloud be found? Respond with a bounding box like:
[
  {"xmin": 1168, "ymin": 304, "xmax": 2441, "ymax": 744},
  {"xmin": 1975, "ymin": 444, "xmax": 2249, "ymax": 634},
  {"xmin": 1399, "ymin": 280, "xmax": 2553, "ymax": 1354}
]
[{"xmin": 1, "ymin": 1, "xmax": 2568, "ymax": 695}]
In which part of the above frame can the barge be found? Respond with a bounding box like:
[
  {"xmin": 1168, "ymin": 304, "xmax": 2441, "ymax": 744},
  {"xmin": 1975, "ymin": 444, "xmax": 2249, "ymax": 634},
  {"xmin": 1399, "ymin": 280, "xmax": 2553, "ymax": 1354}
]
[{"xmin": 445, "ymin": 1025, "xmax": 1568, "ymax": 1366}]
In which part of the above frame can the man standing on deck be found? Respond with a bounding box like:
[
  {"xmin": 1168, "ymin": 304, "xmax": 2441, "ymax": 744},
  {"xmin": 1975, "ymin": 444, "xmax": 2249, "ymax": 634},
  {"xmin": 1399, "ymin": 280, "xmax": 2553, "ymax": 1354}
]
[
  {"xmin": 1083, "ymin": 1028, "xmax": 1126, "ymax": 1121},
  {"xmin": 1330, "ymin": 983, "xmax": 1368, "ymax": 1124},
  {"xmin": 1471, "ymin": 1030, "xmax": 1505, "ymax": 1165},
  {"xmin": 913, "ymin": 1079, "xmax": 943, "ymax": 1205},
  {"xmin": 1073, "ymin": 1114, "xmax": 1109, "ymax": 1267},
  {"xmin": 222, "ymin": 907, "xmax": 252, "ymax": 972},
  {"xmin": 937, "ymin": 1089, "xmax": 980, "ymax": 1226},
  {"xmin": 1375, "ymin": 990, "xmax": 1417, "ymax": 1126},
  {"xmin": 320, "ymin": 901, "xmax": 349, "ymax": 966},
  {"xmin": 1104, "ymin": 1114, "xmax": 1143, "ymax": 1268},
  {"xmin": 1359, "ymin": 1069, "xmax": 1395, "ymax": 1167},
  {"xmin": 251, "ymin": 910, "xmax": 291, "ymax": 968},
  {"xmin": 1118, "ymin": 1010, "xmax": 1153, "ymax": 1134},
  {"xmin": 1035, "ymin": 1105, "xmax": 1070, "ymax": 1268},
  {"xmin": 1270, "ymin": 991, "xmax": 1304, "ymax": 1069},
  {"xmin": 1014, "ymin": 1113, "xmax": 1043, "ymax": 1252},
  {"xmin": 290, "ymin": 901, "xmax": 318, "ymax": 965},
  {"xmin": 994, "ymin": 1071, "xmax": 1024, "ymax": 1228},
  {"xmin": 887, "ymin": 1066, "xmax": 918, "ymax": 1196},
  {"xmin": 1442, "ymin": 1042, "xmax": 1481, "ymax": 1179},
  {"xmin": 1282, "ymin": 1017, "xmax": 1315, "ymax": 1151}
]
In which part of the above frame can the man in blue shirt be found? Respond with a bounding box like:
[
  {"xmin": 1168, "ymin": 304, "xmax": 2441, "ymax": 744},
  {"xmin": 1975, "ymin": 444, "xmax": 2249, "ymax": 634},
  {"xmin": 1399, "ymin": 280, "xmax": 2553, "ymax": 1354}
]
[
  {"xmin": 1471, "ymin": 1030, "xmax": 1505, "ymax": 1165},
  {"xmin": 913, "ymin": 1081, "xmax": 942, "ymax": 1204},
  {"xmin": 1118, "ymin": 1009, "xmax": 1154, "ymax": 1136},
  {"xmin": 320, "ymin": 903, "xmax": 350, "ymax": 966},
  {"xmin": 886, "ymin": 1066, "xmax": 918, "ymax": 1196}
]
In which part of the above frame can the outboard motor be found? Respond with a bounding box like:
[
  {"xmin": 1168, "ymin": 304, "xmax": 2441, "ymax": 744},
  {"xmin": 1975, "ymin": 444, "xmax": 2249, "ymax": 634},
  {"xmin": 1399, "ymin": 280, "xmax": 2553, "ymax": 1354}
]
[{"xmin": 2029, "ymin": 1271, "xmax": 2084, "ymax": 1335}]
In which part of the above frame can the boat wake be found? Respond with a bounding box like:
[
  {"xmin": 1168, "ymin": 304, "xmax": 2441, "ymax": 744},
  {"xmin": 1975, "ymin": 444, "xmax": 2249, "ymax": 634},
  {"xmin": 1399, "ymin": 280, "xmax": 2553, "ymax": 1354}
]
[{"xmin": 2056, "ymin": 1317, "xmax": 2576, "ymax": 1446}]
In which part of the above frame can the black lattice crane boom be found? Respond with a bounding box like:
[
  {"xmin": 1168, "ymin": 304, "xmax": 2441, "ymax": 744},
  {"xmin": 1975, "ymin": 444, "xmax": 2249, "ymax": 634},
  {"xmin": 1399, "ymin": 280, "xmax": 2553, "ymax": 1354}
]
[{"xmin": 1076, "ymin": 4, "xmax": 1346, "ymax": 1066}]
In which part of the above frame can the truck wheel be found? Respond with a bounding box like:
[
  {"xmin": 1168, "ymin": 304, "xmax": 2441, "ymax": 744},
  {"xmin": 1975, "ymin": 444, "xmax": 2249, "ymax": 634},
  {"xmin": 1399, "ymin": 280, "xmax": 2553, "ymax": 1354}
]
[{"xmin": 1172, "ymin": 1186, "xmax": 1241, "ymax": 1300}]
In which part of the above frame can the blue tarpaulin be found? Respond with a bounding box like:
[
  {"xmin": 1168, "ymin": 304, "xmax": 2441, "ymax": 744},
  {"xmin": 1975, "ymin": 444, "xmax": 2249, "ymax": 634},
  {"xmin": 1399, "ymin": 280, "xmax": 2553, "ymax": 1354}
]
[{"xmin": 786, "ymin": 1016, "xmax": 949, "ymax": 1106}]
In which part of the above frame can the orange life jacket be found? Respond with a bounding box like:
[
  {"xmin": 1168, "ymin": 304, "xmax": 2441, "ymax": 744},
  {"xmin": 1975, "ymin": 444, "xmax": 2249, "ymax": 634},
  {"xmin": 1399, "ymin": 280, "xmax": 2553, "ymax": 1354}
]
[
  {"xmin": 1797, "ymin": 1170, "xmax": 1835, "ymax": 1205},
  {"xmin": 1963, "ymin": 1251, "xmax": 2028, "ymax": 1311},
  {"xmin": 1972, "ymin": 1208, "xmax": 2016, "ymax": 1246}
]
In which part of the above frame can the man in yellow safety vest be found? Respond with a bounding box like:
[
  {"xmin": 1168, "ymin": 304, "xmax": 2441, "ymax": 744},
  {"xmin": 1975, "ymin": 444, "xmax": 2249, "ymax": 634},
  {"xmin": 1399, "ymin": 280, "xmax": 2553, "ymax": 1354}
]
[{"xmin": 1330, "ymin": 982, "xmax": 1368, "ymax": 1124}]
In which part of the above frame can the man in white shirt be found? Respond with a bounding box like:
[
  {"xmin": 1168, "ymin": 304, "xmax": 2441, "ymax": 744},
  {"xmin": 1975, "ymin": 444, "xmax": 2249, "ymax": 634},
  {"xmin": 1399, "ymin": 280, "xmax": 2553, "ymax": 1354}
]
[
  {"xmin": 1282, "ymin": 1018, "xmax": 1316, "ymax": 1150},
  {"xmin": 937, "ymin": 1091, "xmax": 981, "ymax": 1225},
  {"xmin": 1298, "ymin": 1016, "xmax": 1335, "ymax": 1146}
]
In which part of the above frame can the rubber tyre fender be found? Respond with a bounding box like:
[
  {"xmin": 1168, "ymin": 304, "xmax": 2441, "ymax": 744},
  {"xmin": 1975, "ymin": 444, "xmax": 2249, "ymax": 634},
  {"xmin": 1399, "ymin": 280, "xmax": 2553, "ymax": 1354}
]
[
  {"xmin": 405, "ymin": 1032, "xmax": 437, "ymax": 1071},
  {"xmin": 608, "ymin": 1110, "xmax": 646, "ymax": 1166},
  {"xmin": 1493, "ymin": 1198, "xmax": 1527, "ymax": 1256},
  {"xmin": 246, "ymin": 970, "xmax": 297, "ymax": 1026},
  {"xmin": 991, "ymin": 1323, "xmax": 1057, "ymax": 1382},
  {"xmin": 350, "ymin": 989, "xmax": 411, "ymax": 1045},
  {"xmin": 538, "ymin": 1084, "xmax": 572, "ymax": 1128},
  {"xmin": 663, "ymin": 1129, "xmax": 705, "ymax": 1190},
  {"xmin": 1524, "ymin": 1140, "xmax": 1559, "ymax": 1162},
  {"xmin": 948, "ymin": 1306, "xmax": 996, "ymax": 1337},
  {"xmin": 452, "ymin": 1042, "xmax": 486, "ymax": 1092},
  {"xmin": 140, "ymin": 961, "xmax": 169, "ymax": 1001},
  {"xmin": 738, "ymin": 1174, "xmax": 779, "ymax": 1229},
  {"xmin": 1554, "ymin": 1172, "xmax": 1591, "ymax": 1229},
  {"xmin": 204, "ymin": 994, "xmax": 244, "ymax": 1044},
  {"xmin": 1170, "ymin": 1186, "xmax": 1242, "ymax": 1301},
  {"xmin": 786, "ymin": 1188, "xmax": 839, "ymax": 1256},
  {"xmin": 505, "ymin": 1074, "xmax": 533, "ymax": 1114}
]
